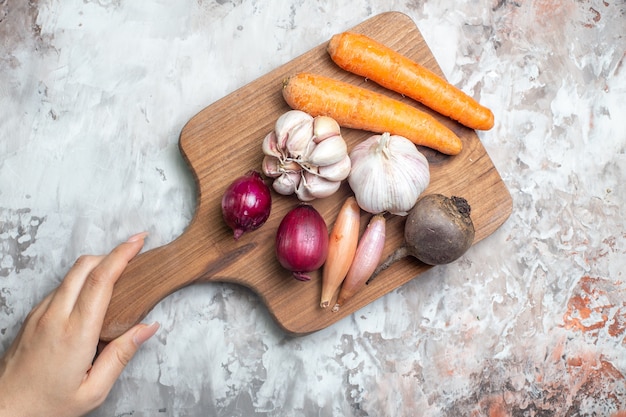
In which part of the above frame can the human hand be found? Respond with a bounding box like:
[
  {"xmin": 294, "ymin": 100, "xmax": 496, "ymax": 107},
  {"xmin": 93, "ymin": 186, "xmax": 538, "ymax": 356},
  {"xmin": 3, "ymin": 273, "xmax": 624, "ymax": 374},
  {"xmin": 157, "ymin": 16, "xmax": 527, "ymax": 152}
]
[{"xmin": 0, "ymin": 233, "xmax": 159, "ymax": 417}]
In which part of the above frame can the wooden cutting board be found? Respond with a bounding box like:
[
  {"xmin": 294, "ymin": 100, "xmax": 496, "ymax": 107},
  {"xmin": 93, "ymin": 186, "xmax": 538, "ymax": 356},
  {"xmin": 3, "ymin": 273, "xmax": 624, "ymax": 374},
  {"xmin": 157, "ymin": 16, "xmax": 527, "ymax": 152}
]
[{"xmin": 100, "ymin": 11, "xmax": 512, "ymax": 341}]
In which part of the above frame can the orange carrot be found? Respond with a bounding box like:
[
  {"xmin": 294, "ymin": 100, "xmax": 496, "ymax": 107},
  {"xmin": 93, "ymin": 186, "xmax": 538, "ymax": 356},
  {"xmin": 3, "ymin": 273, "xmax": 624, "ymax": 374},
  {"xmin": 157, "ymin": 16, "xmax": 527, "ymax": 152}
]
[
  {"xmin": 327, "ymin": 32, "xmax": 494, "ymax": 131},
  {"xmin": 282, "ymin": 72, "xmax": 463, "ymax": 155},
  {"xmin": 332, "ymin": 214, "xmax": 386, "ymax": 312},
  {"xmin": 320, "ymin": 196, "xmax": 360, "ymax": 308}
]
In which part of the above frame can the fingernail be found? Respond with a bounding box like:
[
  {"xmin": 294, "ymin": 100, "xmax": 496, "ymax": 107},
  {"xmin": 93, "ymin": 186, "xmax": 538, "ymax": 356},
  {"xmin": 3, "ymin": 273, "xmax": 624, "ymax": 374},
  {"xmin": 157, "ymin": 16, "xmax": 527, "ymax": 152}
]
[
  {"xmin": 127, "ymin": 232, "xmax": 149, "ymax": 243},
  {"xmin": 133, "ymin": 321, "xmax": 160, "ymax": 347}
]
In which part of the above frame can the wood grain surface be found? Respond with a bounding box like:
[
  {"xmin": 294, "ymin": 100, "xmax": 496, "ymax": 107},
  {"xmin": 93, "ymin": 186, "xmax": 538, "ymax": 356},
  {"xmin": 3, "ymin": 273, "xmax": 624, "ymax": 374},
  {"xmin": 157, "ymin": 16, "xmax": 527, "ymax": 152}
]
[{"xmin": 100, "ymin": 11, "xmax": 512, "ymax": 341}]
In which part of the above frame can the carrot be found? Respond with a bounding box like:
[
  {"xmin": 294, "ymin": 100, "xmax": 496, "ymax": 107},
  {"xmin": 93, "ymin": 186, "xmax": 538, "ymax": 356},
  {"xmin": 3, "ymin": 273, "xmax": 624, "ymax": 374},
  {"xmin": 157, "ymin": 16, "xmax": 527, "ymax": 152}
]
[
  {"xmin": 327, "ymin": 32, "xmax": 494, "ymax": 131},
  {"xmin": 320, "ymin": 196, "xmax": 360, "ymax": 309},
  {"xmin": 282, "ymin": 72, "xmax": 463, "ymax": 155},
  {"xmin": 332, "ymin": 214, "xmax": 386, "ymax": 312}
]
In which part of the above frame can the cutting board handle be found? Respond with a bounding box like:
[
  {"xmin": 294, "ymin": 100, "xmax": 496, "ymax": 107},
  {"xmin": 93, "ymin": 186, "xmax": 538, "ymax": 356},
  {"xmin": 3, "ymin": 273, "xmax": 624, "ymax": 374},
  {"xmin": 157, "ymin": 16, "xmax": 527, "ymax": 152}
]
[{"xmin": 100, "ymin": 223, "xmax": 257, "ymax": 341}]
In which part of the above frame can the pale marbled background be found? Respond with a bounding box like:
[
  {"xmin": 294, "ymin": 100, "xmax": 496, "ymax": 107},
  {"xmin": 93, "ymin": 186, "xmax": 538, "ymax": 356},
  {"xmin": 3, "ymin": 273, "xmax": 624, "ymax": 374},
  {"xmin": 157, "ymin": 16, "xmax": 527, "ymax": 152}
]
[{"xmin": 1, "ymin": 0, "xmax": 625, "ymax": 416}]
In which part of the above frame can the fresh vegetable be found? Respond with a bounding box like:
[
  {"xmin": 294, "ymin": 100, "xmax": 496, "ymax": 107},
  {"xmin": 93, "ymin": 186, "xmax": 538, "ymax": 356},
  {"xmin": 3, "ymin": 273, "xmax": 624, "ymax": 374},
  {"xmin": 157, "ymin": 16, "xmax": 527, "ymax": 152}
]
[
  {"xmin": 332, "ymin": 214, "xmax": 386, "ymax": 312},
  {"xmin": 221, "ymin": 170, "xmax": 272, "ymax": 240},
  {"xmin": 327, "ymin": 32, "xmax": 494, "ymax": 131},
  {"xmin": 275, "ymin": 204, "xmax": 329, "ymax": 281},
  {"xmin": 262, "ymin": 110, "xmax": 350, "ymax": 201},
  {"xmin": 404, "ymin": 194, "xmax": 475, "ymax": 265},
  {"xmin": 369, "ymin": 194, "xmax": 475, "ymax": 282},
  {"xmin": 282, "ymin": 72, "xmax": 463, "ymax": 155},
  {"xmin": 320, "ymin": 196, "xmax": 361, "ymax": 308},
  {"xmin": 348, "ymin": 132, "xmax": 430, "ymax": 215}
]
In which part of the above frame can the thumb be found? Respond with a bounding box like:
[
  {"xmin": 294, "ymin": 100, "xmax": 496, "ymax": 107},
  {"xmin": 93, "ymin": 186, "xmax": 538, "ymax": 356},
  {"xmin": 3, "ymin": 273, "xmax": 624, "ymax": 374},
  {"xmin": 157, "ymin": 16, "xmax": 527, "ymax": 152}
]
[{"xmin": 86, "ymin": 322, "xmax": 159, "ymax": 398}]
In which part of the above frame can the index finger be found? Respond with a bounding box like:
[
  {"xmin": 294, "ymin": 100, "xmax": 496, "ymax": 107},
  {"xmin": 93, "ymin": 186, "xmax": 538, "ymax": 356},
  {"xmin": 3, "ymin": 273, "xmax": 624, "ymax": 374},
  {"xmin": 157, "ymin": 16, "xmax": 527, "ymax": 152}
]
[{"xmin": 70, "ymin": 233, "xmax": 147, "ymax": 335}]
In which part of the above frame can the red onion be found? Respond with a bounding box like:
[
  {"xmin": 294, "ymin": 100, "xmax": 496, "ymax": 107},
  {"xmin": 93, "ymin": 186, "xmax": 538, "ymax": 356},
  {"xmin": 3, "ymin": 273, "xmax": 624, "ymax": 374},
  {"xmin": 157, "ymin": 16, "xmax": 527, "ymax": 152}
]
[
  {"xmin": 275, "ymin": 204, "xmax": 329, "ymax": 281},
  {"xmin": 221, "ymin": 170, "xmax": 272, "ymax": 240}
]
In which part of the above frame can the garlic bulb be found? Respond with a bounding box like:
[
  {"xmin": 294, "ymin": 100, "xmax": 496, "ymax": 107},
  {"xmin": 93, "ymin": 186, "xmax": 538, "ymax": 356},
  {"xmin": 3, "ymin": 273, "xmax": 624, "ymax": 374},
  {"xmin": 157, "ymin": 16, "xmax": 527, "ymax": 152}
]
[
  {"xmin": 262, "ymin": 110, "xmax": 350, "ymax": 201},
  {"xmin": 348, "ymin": 132, "xmax": 430, "ymax": 216}
]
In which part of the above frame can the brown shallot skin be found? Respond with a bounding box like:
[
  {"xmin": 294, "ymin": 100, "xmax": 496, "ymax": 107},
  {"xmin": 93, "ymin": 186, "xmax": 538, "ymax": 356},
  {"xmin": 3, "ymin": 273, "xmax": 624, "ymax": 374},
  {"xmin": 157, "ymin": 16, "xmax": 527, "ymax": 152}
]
[
  {"xmin": 320, "ymin": 196, "xmax": 360, "ymax": 308},
  {"xmin": 332, "ymin": 214, "xmax": 386, "ymax": 312}
]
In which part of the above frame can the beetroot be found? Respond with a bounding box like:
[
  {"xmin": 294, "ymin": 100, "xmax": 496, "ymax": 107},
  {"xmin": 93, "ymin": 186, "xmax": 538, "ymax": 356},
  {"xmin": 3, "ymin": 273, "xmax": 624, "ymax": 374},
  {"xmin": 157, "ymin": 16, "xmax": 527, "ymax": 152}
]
[{"xmin": 368, "ymin": 194, "xmax": 475, "ymax": 282}]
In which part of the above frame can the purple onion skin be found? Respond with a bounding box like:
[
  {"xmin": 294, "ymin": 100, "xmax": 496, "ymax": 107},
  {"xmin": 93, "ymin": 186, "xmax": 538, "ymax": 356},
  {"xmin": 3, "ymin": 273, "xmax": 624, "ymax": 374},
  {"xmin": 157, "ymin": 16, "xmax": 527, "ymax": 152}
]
[
  {"xmin": 221, "ymin": 171, "xmax": 272, "ymax": 240},
  {"xmin": 275, "ymin": 204, "xmax": 329, "ymax": 281}
]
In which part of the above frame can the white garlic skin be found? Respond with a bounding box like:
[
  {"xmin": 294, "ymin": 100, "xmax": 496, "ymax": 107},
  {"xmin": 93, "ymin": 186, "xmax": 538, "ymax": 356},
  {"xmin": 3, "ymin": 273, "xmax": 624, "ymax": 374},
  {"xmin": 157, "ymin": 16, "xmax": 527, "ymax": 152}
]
[
  {"xmin": 261, "ymin": 110, "xmax": 350, "ymax": 200},
  {"xmin": 262, "ymin": 155, "xmax": 300, "ymax": 178},
  {"xmin": 262, "ymin": 155, "xmax": 282, "ymax": 178},
  {"xmin": 284, "ymin": 120, "xmax": 314, "ymax": 159},
  {"xmin": 262, "ymin": 131, "xmax": 283, "ymax": 159},
  {"xmin": 317, "ymin": 154, "xmax": 351, "ymax": 182},
  {"xmin": 274, "ymin": 110, "xmax": 313, "ymax": 150},
  {"xmin": 307, "ymin": 135, "xmax": 348, "ymax": 166},
  {"xmin": 348, "ymin": 132, "xmax": 430, "ymax": 216},
  {"xmin": 273, "ymin": 171, "xmax": 301, "ymax": 195},
  {"xmin": 300, "ymin": 171, "xmax": 342, "ymax": 199},
  {"xmin": 312, "ymin": 116, "xmax": 341, "ymax": 143}
]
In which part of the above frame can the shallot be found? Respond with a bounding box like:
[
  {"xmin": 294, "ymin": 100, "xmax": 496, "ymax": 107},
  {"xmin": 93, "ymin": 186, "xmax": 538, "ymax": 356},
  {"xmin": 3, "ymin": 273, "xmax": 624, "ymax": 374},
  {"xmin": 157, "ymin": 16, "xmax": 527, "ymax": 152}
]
[
  {"xmin": 320, "ymin": 196, "xmax": 360, "ymax": 308},
  {"xmin": 332, "ymin": 214, "xmax": 386, "ymax": 312}
]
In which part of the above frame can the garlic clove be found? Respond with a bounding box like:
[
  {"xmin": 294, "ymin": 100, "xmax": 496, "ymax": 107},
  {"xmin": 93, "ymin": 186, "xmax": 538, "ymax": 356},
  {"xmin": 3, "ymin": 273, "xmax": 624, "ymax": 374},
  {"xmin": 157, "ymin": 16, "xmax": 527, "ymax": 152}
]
[
  {"xmin": 307, "ymin": 179, "xmax": 342, "ymax": 200},
  {"xmin": 262, "ymin": 131, "xmax": 283, "ymax": 158},
  {"xmin": 295, "ymin": 179, "xmax": 316, "ymax": 201},
  {"xmin": 272, "ymin": 171, "xmax": 301, "ymax": 195},
  {"xmin": 306, "ymin": 135, "xmax": 347, "ymax": 166},
  {"xmin": 285, "ymin": 119, "xmax": 314, "ymax": 159},
  {"xmin": 274, "ymin": 110, "xmax": 313, "ymax": 150},
  {"xmin": 280, "ymin": 160, "xmax": 302, "ymax": 172},
  {"xmin": 313, "ymin": 116, "xmax": 341, "ymax": 143},
  {"xmin": 262, "ymin": 155, "xmax": 283, "ymax": 178},
  {"xmin": 317, "ymin": 154, "xmax": 351, "ymax": 182},
  {"xmin": 263, "ymin": 156, "xmax": 302, "ymax": 178},
  {"xmin": 302, "ymin": 171, "xmax": 342, "ymax": 199}
]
